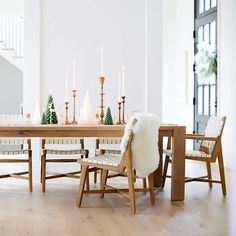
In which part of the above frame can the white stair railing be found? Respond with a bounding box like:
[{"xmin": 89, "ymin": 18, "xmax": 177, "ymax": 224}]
[{"xmin": 0, "ymin": 16, "xmax": 24, "ymax": 58}]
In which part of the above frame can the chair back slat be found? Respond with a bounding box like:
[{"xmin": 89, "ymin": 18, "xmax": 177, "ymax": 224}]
[
  {"xmin": 200, "ymin": 116, "xmax": 226, "ymax": 154},
  {"xmin": 44, "ymin": 138, "xmax": 83, "ymax": 145},
  {"xmin": 97, "ymin": 138, "xmax": 122, "ymax": 145}
]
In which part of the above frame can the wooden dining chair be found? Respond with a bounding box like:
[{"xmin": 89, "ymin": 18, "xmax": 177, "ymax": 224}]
[
  {"xmin": 77, "ymin": 119, "xmax": 156, "ymax": 214},
  {"xmin": 0, "ymin": 114, "xmax": 32, "ymax": 192},
  {"xmin": 162, "ymin": 116, "xmax": 227, "ymax": 195},
  {"xmin": 94, "ymin": 138, "xmax": 147, "ymax": 188},
  {"xmin": 41, "ymin": 138, "xmax": 89, "ymax": 192}
]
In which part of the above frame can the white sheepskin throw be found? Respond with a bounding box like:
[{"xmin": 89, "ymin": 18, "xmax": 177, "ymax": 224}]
[{"xmin": 120, "ymin": 113, "xmax": 160, "ymax": 178}]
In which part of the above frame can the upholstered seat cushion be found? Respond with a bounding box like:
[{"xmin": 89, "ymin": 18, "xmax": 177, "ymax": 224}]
[
  {"xmin": 163, "ymin": 149, "xmax": 211, "ymax": 158},
  {"xmin": 82, "ymin": 154, "xmax": 122, "ymax": 167}
]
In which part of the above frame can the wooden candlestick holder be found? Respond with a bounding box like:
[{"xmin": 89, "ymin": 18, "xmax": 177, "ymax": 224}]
[
  {"xmin": 71, "ymin": 90, "xmax": 78, "ymax": 125},
  {"xmin": 64, "ymin": 101, "xmax": 70, "ymax": 125},
  {"xmin": 99, "ymin": 76, "xmax": 105, "ymax": 124},
  {"xmin": 121, "ymin": 96, "xmax": 126, "ymax": 124},
  {"xmin": 117, "ymin": 102, "xmax": 122, "ymax": 125}
]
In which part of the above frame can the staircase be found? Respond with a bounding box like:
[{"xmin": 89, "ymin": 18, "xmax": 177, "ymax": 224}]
[{"xmin": 0, "ymin": 16, "xmax": 24, "ymax": 71}]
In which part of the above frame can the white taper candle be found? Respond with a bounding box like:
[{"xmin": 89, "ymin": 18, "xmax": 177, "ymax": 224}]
[
  {"xmin": 72, "ymin": 60, "xmax": 76, "ymax": 90},
  {"xmin": 118, "ymin": 72, "xmax": 121, "ymax": 102},
  {"xmin": 122, "ymin": 66, "xmax": 125, "ymax": 96},
  {"xmin": 101, "ymin": 47, "xmax": 104, "ymax": 76},
  {"xmin": 65, "ymin": 72, "xmax": 69, "ymax": 102}
]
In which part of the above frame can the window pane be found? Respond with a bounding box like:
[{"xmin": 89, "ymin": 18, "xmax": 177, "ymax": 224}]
[
  {"xmin": 199, "ymin": 0, "xmax": 204, "ymax": 14},
  {"xmin": 211, "ymin": 0, "xmax": 217, "ymax": 8},
  {"xmin": 198, "ymin": 86, "xmax": 203, "ymax": 115},
  {"xmin": 205, "ymin": 0, "xmax": 210, "ymax": 11},
  {"xmin": 198, "ymin": 26, "xmax": 204, "ymax": 44},
  {"xmin": 210, "ymin": 85, "xmax": 216, "ymax": 115},
  {"xmin": 204, "ymin": 24, "xmax": 210, "ymax": 44},
  {"xmin": 210, "ymin": 21, "xmax": 216, "ymax": 50},
  {"xmin": 204, "ymin": 85, "xmax": 209, "ymax": 115}
]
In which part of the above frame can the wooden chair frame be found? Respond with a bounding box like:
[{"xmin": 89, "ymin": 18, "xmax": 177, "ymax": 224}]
[
  {"xmin": 94, "ymin": 138, "xmax": 147, "ymax": 189},
  {"xmin": 0, "ymin": 139, "xmax": 33, "ymax": 192},
  {"xmin": 162, "ymin": 116, "xmax": 227, "ymax": 195},
  {"xmin": 77, "ymin": 120, "xmax": 156, "ymax": 214},
  {"xmin": 41, "ymin": 138, "xmax": 89, "ymax": 192}
]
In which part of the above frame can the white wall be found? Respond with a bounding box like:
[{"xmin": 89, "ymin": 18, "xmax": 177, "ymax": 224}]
[
  {"xmin": 146, "ymin": 0, "xmax": 162, "ymax": 118},
  {"xmin": 218, "ymin": 0, "xmax": 236, "ymax": 234},
  {"xmin": 162, "ymin": 0, "xmax": 194, "ymax": 133},
  {"xmin": 0, "ymin": 0, "xmax": 24, "ymax": 15},
  {"xmin": 24, "ymin": 0, "xmax": 163, "ymax": 160},
  {"xmin": 0, "ymin": 56, "xmax": 23, "ymax": 114},
  {"xmin": 218, "ymin": 0, "xmax": 236, "ymax": 169},
  {"xmin": 40, "ymin": 0, "xmax": 148, "ymax": 118}
]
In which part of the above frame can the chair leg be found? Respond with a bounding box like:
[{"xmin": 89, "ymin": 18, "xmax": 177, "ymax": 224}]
[
  {"xmin": 162, "ymin": 156, "xmax": 170, "ymax": 188},
  {"xmin": 148, "ymin": 173, "xmax": 155, "ymax": 205},
  {"xmin": 206, "ymin": 161, "xmax": 213, "ymax": 189},
  {"xmin": 40, "ymin": 156, "xmax": 43, "ymax": 183},
  {"xmin": 127, "ymin": 165, "xmax": 136, "ymax": 214},
  {"xmin": 100, "ymin": 169, "xmax": 108, "ymax": 198},
  {"xmin": 28, "ymin": 155, "xmax": 33, "ymax": 192},
  {"xmin": 218, "ymin": 150, "xmax": 227, "ymax": 196},
  {"xmin": 133, "ymin": 169, "xmax": 137, "ymax": 182},
  {"xmin": 77, "ymin": 165, "xmax": 89, "ymax": 207},
  {"xmin": 143, "ymin": 178, "xmax": 147, "ymax": 189},
  {"xmin": 42, "ymin": 155, "xmax": 46, "ymax": 193},
  {"xmin": 86, "ymin": 171, "xmax": 90, "ymax": 191}
]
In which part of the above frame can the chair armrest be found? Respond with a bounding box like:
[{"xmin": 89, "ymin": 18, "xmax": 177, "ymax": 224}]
[{"xmin": 185, "ymin": 134, "xmax": 218, "ymax": 141}]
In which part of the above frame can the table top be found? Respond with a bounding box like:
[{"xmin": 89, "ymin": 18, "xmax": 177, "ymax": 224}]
[{"xmin": 0, "ymin": 124, "xmax": 185, "ymax": 137}]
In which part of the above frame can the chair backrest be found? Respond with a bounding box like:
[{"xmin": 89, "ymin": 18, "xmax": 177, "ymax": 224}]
[
  {"xmin": 95, "ymin": 138, "xmax": 122, "ymax": 153},
  {"xmin": 42, "ymin": 138, "xmax": 84, "ymax": 149},
  {"xmin": 0, "ymin": 114, "xmax": 31, "ymax": 148},
  {"xmin": 199, "ymin": 116, "xmax": 226, "ymax": 155}
]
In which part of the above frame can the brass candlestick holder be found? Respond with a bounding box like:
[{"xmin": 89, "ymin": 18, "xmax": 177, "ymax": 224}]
[
  {"xmin": 121, "ymin": 96, "xmax": 126, "ymax": 124},
  {"xmin": 99, "ymin": 76, "xmax": 105, "ymax": 124},
  {"xmin": 64, "ymin": 101, "xmax": 70, "ymax": 125},
  {"xmin": 71, "ymin": 90, "xmax": 78, "ymax": 125},
  {"xmin": 117, "ymin": 102, "xmax": 122, "ymax": 125}
]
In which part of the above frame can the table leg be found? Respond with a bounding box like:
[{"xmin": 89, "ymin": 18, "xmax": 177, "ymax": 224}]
[
  {"xmin": 154, "ymin": 136, "xmax": 163, "ymax": 187},
  {"xmin": 171, "ymin": 126, "xmax": 186, "ymax": 201}
]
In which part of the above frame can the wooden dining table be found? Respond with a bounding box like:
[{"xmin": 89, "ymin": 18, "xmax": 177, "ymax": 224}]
[{"xmin": 0, "ymin": 124, "xmax": 186, "ymax": 201}]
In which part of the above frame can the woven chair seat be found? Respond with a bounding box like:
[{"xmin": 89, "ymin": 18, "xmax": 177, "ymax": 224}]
[
  {"xmin": 44, "ymin": 149, "xmax": 88, "ymax": 155},
  {"xmin": 163, "ymin": 149, "xmax": 211, "ymax": 158},
  {"xmin": 82, "ymin": 154, "xmax": 122, "ymax": 167},
  {"xmin": 0, "ymin": 149, "xmax": 30, "ymax": 155}
]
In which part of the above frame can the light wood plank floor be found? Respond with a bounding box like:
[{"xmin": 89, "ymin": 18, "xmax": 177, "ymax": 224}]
[{"xmin": 0, "ymin": 161, "xmax": 233, "ymax": 236}]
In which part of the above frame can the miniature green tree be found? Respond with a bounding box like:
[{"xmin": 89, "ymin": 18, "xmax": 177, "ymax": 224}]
[
  {"xmin": 45, "ymin": 94, "xmax": 53, "ymax": 124},
  {"xmin": 50, "ymin": 103, "xmax": 58, "ymax": 124},
  {"xmin": 104, "ymin": 107, "xmax": 113, "ymax": 125},
  {"xmin": 41, "ymin": 111, "xmax": 47, "ymax": 125}
]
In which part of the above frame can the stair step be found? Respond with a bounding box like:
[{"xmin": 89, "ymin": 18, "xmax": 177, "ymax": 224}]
[
  {"xmin": 2, "ymin": 48, "xmax": 15, "ymax": 51},
  {"xmin": 12, "ymin": 56, "xmax": 23, "ymax": 59}
]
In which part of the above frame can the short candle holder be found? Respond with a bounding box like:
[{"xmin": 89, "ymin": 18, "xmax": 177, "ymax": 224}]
[
  {"xmin": 71, "ymin": 89, "xmax": 78, "ymax": 125},
  {"xmin": 121, "ymin": 96, "xmax": 126, "ymax": 124},
  {"xmin": 117, "ymin": 102, "xmax": 122, "ymax": 125},
  {"xmin": 99, "ymin": 76, "xmax": 105, "ymax": 124},
  {"xmin": 64, "ymin": 101, "xmax": 70, "ymax": 125}
]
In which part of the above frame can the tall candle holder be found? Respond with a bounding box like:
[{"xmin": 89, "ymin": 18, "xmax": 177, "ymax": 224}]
[
  {"xmin": 71, "ymin": 90, "xmax": 78, "ymax": 125},
  {"xmin": 64, "ymin": 101, "xmax": 70, "ymax": 125},
  {"xmin": 121, "ymin": 96, "xmax": 126, "ymax": 124},
  {"xmin": 99, "ymin": 76, "xmax": 105, "ymax": 124},
  {"xmin": 117, "ymin": 102, "xmax": 122, "ymax": 125}
]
